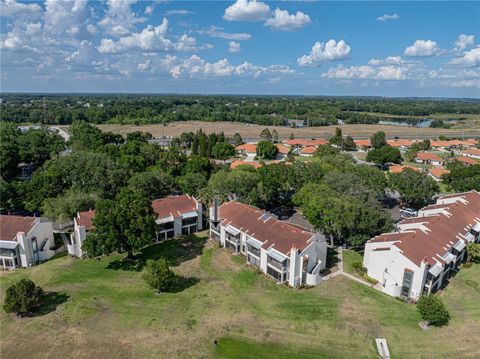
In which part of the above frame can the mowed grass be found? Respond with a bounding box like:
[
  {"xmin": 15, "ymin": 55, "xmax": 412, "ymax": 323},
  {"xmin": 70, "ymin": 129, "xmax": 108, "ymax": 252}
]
[
  {"xmin": 1, "ymin": 232, "xmax": 479, "ymax": 359},
  {"xmin": 342, "ymin": 249, "xmax": 364, "ymax": 274}
]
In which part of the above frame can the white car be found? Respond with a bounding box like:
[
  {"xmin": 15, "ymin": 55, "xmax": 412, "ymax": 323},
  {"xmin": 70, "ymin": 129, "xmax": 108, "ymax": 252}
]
[{"xmin": 400, "ymin": 208, "xmax": 418, "ymax": 217}]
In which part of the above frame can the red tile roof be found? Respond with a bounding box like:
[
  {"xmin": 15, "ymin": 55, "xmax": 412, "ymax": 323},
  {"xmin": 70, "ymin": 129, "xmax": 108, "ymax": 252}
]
[
  {"xmin": 460, "ymin": 148, "xmax": 480, "ymax": 157},
  {"xmin": 218, "ymin": 201, "xmax": 315, "ymax": 255},
  {"xmin": 369, "ymin": 191, "xmax": 480, "ymax": 266},
  {"xmin": 235, "ymin": 144, "xmax": 257, "ymax": 153},
  {"xmin": 284, "ymin": 139, "xmax": 328, "ymax": 147},
  {"xmin": 389, "ymin": 165, "xmax": 419, "ymax": 174},
  {"xmin": 151, "ymin": 195, "xmax": 198, "ymax": 219},
  {"xmin": 354, "ymin": 139, "xmax": 372, "ymax": 147},
  {"xmin": 428, "ymin": 167, "xmax": 450, "ymax": 179},
  {"xmin": 415, "ymin": 152, "xmax": 443, "ymax": 162},
  {"xmin": 230, "ymin": 160, "xmax": 262, "ymax": 170},
  {"xmin": 301, "ymin": 147, "xmax": 317, "ymax": 154},
  {"xmin": 0, "ymin": 215, "xmax": 37, "ymax": 241},
  {"xmin": 77, "ymin": 210, "xmax": 95, "ymax": 231},
  {"xmin": 452, "ymin": 156, "xmax": 478, "ymax": 165},
  {"xmin": 275, "ymin": 143, "xmax": 290, "ymax": 154},
  {"xmin": 386, "ymin": 139, "xmax": 414, "ymax": 148}
]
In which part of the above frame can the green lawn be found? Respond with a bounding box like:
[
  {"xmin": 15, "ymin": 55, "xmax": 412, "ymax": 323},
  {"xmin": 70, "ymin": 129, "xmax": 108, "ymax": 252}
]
[
  {"xmin": 342, "ymin": 249, "xmax": 364, "ymax": 274},
  {"xmin": 1, "ymin": 233, "xmax": 479, "ymax": 358}
]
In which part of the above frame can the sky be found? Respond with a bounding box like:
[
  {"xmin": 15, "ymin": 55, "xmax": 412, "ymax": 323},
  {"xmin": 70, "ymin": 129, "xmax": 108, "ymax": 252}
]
[{"xmin": 1, "ymin": 0, "xmax": 479, "ymax": 97}]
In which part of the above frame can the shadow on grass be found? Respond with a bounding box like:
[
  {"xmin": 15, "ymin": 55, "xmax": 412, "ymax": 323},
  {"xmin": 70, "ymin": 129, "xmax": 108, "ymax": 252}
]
[
  {"xmin": 106, "ymin": 234, "xmax": 208, "ymax": 272},
  {"xmin": 170, "ymin": 276, "xmax": 200, "ymax": 293},
  {"xmin": 32, "ymin": 291, "xmax": 69, "ymax": 317}
]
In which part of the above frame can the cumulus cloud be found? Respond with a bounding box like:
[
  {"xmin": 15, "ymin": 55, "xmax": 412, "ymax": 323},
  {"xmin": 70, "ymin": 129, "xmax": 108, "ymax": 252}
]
[
  {"xmin": 454, "ymin": 34, "xmax": 475, "ymax": 52},
  {"xmin": 376, "ymin": 14, "xmax": 399, "ymax": 22},
  {"xmin": 297, "ymin": 39, "xmax": 351, "ymax": 66},
  {"xmin": 322, "ymin": 64, "xmax": 408, "ymax": 81},
  {"xmin": 223, "ymin": 0, "xmax": 271, "ymax": 22},
  {"xmin": 264, "ymin": 8, "xmax": 311, "ymax": 31},
  {"xmin": 448, "ymin": 47, "xmax": 480, "ymax": 68},
  {"xmin": 44, "ymin": 0, "xmax": 89, "ymax": 37},
  {"xmin": 169, "ymin": 55, "xmax": 293, "ymax": 79},
  {"xmin": 428, "ymin": 68, "xmax": 480, "ymax": 88},
  {"xmin": 228, "ymin": 41, "xmax": 241, "ymax": 53},
  {"xmin": 198, "ymin": 26, "xmax": 251, "ymax": 41},
  {"xmin": 99, "ymin": 0, "xmax": 145, "ymax": 36},
  {"xmin": 368, "ymin": 56, "xmax": 416, "ymax": 66},
  {"xmin": 65, "ymin": 40, "xmax": 98, "ymax": 66},
  {"xmin": 97, "ymin": 19, "xmax": 191, "ymax": 54},
  {"xmin": 1, "ymin": 0, "xmax": 42, "ymax": 18},
  {"xmin": 404, "ymin": 39, "xmax": 441, "ymax": 57}
]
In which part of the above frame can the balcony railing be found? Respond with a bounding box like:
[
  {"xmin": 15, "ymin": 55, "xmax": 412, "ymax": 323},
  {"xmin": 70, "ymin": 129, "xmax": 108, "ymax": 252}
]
[{"xmin": 267, "ymin": 256, "xmax": 287, "ymax": 271}]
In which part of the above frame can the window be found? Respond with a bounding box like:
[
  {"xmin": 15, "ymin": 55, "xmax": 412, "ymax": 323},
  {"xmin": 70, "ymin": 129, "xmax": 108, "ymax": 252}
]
[
  {"xmin": 157, "ymin": 221, "xmax": 174, "ymax": 232},
  {"xmin": 182, "ymin": 216, "xmax": 197, "ymax": 226},
  {"xmin": 267, "ymin": 266, "xmax": 282, "ymax": 281},
  {"xmin": 248, "ymin": 254, "xmax": 260, "ymax": 267},
  {"xmin": 401, "ymin": 270, "xmax": 414, "ymax": 297},
  {"xmin": 247, "ymin": 244, "xmax": 260, "ymax": 258}
]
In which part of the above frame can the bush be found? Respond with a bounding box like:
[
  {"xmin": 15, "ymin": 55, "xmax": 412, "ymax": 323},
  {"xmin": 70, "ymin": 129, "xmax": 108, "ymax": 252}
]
[
  {"xmin": 3, "ymin": 279, "xmax": 44, "ymax": 317},
  {"xmin": 417, "ymin": 294, "xmax": 450, "ymax": 327},
  {"xmin": 142, "ymin": 258, "xmax": 177, "ymax": 293},
  {"xmin": 466, "ymin": 243, "xmax": 480, "ymax": 263},
  {"xmin": 352, "ymin": 261, "xmax": 367, "ymax": 275}
]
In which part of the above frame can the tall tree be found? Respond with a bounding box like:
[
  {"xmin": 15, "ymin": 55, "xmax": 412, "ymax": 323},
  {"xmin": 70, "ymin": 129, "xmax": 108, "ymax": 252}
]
[
  {"xmin": 259, "ymin": 128, "xmax": 272, "ymax": 141},
  {"xmin": 272, "ymin": 129, "xmax": 279, "ymax": 143},
  {"xmin": 366, "ymin": 146, "xmax": 402, "ymax": 164},
  {"xmin": 83, "ymin": 188, "xmax": 156, "ymax": 258},
  {"xmin": 256, "ymin": 140, "xmax": 278, "ymax": 160},
  {"xmin": 389, "ymin": 169, "xmax": 439, "ymax": 209},
  {"xmin": 370, "ymin": 131, "xmax": 387, "ymax": 149},
  {"xmin": 0, "ymin": 122, "xmax": 20, "ymax": 180}
]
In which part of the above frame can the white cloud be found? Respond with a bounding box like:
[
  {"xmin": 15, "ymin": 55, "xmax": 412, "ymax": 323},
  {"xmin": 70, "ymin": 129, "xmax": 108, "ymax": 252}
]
[
  {"xmin": 223, "ymin": 0, "xmax": 271, "ymax": 22},
  {"xmin": 368, "ymin": 56, "xmax": 416, "ymax": 66},
  {"xmin": 297, "ymin": 39, "xmax": 351, "ymax": 66},
  {"xmin": 376, "ymin": 14, "xmax": 399, "ymax": 22},
  {"xmin": 65, "ymin": 40, "xmax": 98, "ymax": 66},
  {"xmin": 1, "ymin": 0, "xmax": 42, "ymax": 18},
  {"xmin": 404, "ymin": 39, "xmax": 441, "ymax": 57},
  {"xmin": 448, "ymin": 47, "xmax": 480, "ymax": 68},
  {"xmin": 165, "ymin": 10, "xmax": 193, "ymax": 16},
  {"xmin": 145, "ymin": 5, "xmax": 154, "ymax": 15},
  {"xmin": 454, "ymin": 34, "xmax": 475, "ymax": 52},
  {"xmin": 228, "ymin": 41, "xmax": 241, "ymax": 53},
  {"xmin": 169, "ymin": 55, "xmax": 293, "ymax": 79},
  {"xmin": 264, "ymin": 8, "xmax": 311, "ymax": 31},
  {"xmin": 97, "ymin": 19, "xmax": 198, "ymax": 54},
  {"xmin": 99, "ymin": 0, "xmax": 145, "ymax": 36},
  {"xmin": 198, "ymin": 26, "xmax": 251, "ymax": 41},
  {"xmin": 322, "ymin": 64, "xmax": 407, "ymax": 81},
  {"xmin": 44, "ymin": 0, "xmax": 89, "ymax": 37},
  {"xmin": 427, "ymin": 68, "xmax": 480, "ymax": 88}
]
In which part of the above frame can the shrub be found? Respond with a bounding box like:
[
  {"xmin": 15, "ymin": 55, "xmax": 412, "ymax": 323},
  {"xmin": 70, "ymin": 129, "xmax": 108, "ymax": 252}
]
[
  {"xmin": 142, "ymin": 258, "xmax": 177, "ymax": 293},
  {"xmin": 3, "ymin": 279, "xmax": 44, "ymax": 317},
  {"xmin": 352, "ymin": 261, "xmax": 367, "ymax": 275},
  {"xmin": 466, "ymin": 243, "xmax": 480, "ymax": 263},
  {"xmin": 417, "ymin": 294, "xmax": 450, "ymax": 327}
]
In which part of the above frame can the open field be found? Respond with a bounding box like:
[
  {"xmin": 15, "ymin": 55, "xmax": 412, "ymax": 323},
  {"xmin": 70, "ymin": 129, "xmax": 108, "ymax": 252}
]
[
  {"xmin": 1, "ymin": 232, "xmax": 479, "ymax": 359},
  {"xmin": 91, "ymin": 121, "xmax": 480, "ymax": 141}
]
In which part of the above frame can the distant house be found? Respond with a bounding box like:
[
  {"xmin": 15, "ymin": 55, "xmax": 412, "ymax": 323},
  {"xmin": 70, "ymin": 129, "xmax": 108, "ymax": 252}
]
[
  {"xmin": 458, "ymin": 148, "xmax": 480, "ymax": 160},
  {"xmin": 451, "ymin": 156, "xmax": 478, "ymax": 166},
  {"xmin": 0, "ymin": 215, "xmax": 56, "ymax": 269},
  {"xmin": 286, "ymin": 119, "xmax": 305, "ymax": 128},
  {"xmin": 235, "ymin": 144, "xmax": 257, "ymax": 156},
  {"xmin": 68, "ymin": 195, "xmax": 203, "ymax": 257},
  {"xmin": 414, "ymin": 152, "xmax": 443, "ymax": 166},
  {"xmin": 388, "ymin": 165, "xmax": 419, "ymax": 174},
  {"xmin": 430, "ymin": 140, "xmax": 474, "ymax": 150},
  {"xmin": 427, "ymin": 167, "xmax": 450, "ymax": 182},
  {"xmin": 363, "ymin": 191, "xmax": 480, "ymax": 300},
  {"xmin": 300, "ymin": 147, "xmax": 317, "ymax": 157},
  {"xmin": 68, "ymin": 210, "xmax": 95, "ymax": 257},
  {"xmin": 354, "ymin": 139, "xmax": 372, "ymax": 151},
  {"xmin": 284, "ymin": 139, "xmax": 328, "ymax": 148},
  {"xmin": 230, "ymin": 160, "xmax": 262, "ymax": 170},
  {"xmin": 210, "ymin": 201, "xmax": 328, "ymax": 287},
  {"xmin": 275, "ymin": 144, "xmax": 290, "ymax": 158},
  {"xmin": 386, "ymin": 139, "xmax": 414, "ymax": 149}
]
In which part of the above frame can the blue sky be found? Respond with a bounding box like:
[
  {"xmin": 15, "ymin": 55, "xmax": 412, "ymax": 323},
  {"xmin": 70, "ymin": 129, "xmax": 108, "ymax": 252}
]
[{"xmin": 1, "ymin": 0, "xmax": 479, "ymax": 97}]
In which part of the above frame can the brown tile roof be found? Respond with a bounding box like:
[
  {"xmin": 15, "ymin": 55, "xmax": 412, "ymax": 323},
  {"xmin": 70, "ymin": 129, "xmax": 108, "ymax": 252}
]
[
  {"xmin": 452, "ymin": 156, "xmax": 478, "ymax": 165},
  {"xmin": 77, "ymin": 210, "xmax": 96, "ymax": 231},
  {"xmin": 460, "ymin": 148, "xmax": 480, "ymax": 157},
  {"xmin": 284, "ymin": 139, "xmax": 328, "ymax": 147},
  {"xmin": 368, "ymin": 191, "xmax": 480, "ymax": 266},
  {"xmin": 354, "ymin": 139, "xmax": 372, "ymax": 147},
  {"xmin": 416, "ymin": 152, "xmax": 443, "ymax": 162},
  {"xmin": 301, "ymin": 147, "xmax": 317, "ymax": 154},
  {"xmin": 428, "ymin": 167, "xmax": 450, "ymax": 179},
  {"xmin": 431, "ymin": 140, "xmax": 473, "ymax": 148},
  {"xmin": 151, "ymin": 195, "xmax": 198, "ymax": 219},
  {"xmin": 0, "ymin": 215, "xmax": 37, "ymax": 241},
  {"xmin": 386, "ymin": 139, "xmax": 414, "ymax": 148},
  {"xmin": 235, "ymin": 144, "xmax": 257, "ymax": 153},
  {"xmin": 218, "ymin": 201, "xmax": 315, "ymax": 255},
  {"xmin": 389, "ymin": 165, "xmax": 419, "ymax": 174},
  {"xmin": 275, "ymin": 144, "xmax": 290, "ymax": 154},
  {"xmin": 230, "ymin": 160, "xmax": 262, "ymax": 170}
]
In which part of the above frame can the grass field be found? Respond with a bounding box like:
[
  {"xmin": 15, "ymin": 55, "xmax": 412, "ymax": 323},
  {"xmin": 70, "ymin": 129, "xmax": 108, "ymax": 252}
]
[
  {"xmin": 88, "ymin": 121, "xmax": 480, "ymax": 141},
  {"xmin": 1, "ymin": 232, "xmax": 479, "ymax": 359}
]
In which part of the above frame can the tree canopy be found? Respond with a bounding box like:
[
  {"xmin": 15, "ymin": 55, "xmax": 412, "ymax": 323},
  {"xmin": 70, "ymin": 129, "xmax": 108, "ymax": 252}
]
[
  {"xmin": 389, "ymin": 169, "xmax": 439, "ymax": 209},
  {"xmin": 366, "ymin": 146, "xmax": 402, "ymax": 164},
  {"xmin": 256, "ymin": 140, "xmax": 278, "ymax": 160}
]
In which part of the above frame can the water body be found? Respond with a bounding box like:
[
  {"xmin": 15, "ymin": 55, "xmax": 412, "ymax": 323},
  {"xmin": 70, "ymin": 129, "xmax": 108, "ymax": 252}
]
[{"xmin": 378, "ymin": 118, "xmax": 444, "ymax": 128}]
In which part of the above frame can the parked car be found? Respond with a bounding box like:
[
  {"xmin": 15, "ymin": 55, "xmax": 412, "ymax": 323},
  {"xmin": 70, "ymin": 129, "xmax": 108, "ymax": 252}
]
[{"xmin": 400, "ymin": 208, "xmax": 418, "ymax": 218}]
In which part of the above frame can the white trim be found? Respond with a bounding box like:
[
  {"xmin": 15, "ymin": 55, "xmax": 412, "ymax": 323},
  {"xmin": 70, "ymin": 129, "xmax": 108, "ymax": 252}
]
[
  {"xmin": 156, "ymin": 216, "xmax": 174, "ymax": 225},
  {"xmin": 0, "ymin": 241, "xmax": 19, "ymax": 250},
  {"xmin": 225, "ymin": 225, "xmax": 240, "ymax": 236},
  {"xmin": 267, "ymin": 249, "xmax": 288, "ymax": 263},
  {"xmin": 453, "ymin": 241, "xmax": 466, "ymax": 252},
  {"xmin": 181, "ymin": 211, "xmax": 198, "ymax": 219}
]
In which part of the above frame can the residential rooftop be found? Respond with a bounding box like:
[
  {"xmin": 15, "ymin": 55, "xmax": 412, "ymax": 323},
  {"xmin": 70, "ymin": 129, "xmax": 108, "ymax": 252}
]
[{"xmin": 0, "ymin": 215, "xmax": 37, "ymax": 242}]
